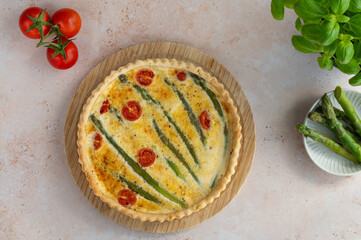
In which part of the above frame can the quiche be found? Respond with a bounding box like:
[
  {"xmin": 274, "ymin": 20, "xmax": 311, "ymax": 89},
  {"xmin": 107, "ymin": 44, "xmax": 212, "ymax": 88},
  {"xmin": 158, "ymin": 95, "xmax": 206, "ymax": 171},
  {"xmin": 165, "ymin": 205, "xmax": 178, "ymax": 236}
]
[{"xmin": 77, "ymin": 59, "xmax": 241, "ymax": 222}]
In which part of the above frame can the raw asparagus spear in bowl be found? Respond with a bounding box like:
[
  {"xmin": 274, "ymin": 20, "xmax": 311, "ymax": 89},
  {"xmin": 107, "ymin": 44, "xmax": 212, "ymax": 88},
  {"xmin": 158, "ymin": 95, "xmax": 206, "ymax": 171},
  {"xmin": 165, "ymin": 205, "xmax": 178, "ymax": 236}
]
[
  {"xmin": 308, "ymin": 111, "xmax": 361, "ymax": 145},
  {"xmin": 334, "ymin": 86, "xmax": 361, "ymax": 137},
  {"xmin": 296, "ymin": 124, "xmax": 358, "ymax": 163},
  {"xmin": 321, "ymin": 94, "xmax": 361, "ymax": 162}
]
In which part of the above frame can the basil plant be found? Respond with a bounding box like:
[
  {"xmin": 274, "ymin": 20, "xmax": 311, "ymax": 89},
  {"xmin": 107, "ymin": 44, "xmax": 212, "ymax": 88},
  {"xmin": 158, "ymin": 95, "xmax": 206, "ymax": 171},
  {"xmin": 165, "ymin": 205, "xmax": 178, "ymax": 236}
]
[{"xmin": 271, "ymin": 0, "xmax": 361, "ymax": 86}]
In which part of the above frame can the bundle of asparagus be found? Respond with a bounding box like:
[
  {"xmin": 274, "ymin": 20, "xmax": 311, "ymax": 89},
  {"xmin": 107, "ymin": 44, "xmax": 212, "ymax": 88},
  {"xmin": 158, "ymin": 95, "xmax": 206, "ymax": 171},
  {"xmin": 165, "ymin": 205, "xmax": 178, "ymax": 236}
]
[{"xmin": 297, "ymin": 86, "xmax": 361, "ymax": 164}]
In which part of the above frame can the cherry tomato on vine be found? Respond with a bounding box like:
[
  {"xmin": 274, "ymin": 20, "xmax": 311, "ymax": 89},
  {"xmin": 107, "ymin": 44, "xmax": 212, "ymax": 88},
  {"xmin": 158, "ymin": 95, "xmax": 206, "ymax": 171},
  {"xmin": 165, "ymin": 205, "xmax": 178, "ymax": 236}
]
[
  {"xmin": 19, "ymin": 7, "xmax": 51, "ymax": 39},
  {"xmin": 52, "ymin": 8, "xmax": 81, "ymax": 38},
  {"xmin": 46, "ymin": 38, "xmax": 78, "ymax": 70}
]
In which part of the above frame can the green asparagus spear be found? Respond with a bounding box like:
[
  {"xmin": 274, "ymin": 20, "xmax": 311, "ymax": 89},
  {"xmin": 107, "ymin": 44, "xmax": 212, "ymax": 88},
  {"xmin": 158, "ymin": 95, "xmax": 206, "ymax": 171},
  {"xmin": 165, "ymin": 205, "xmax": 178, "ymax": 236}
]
[
  {"xmin": 308, "ymin": 111, "xmax": 329, "ymax": 128},
  {"xmin": 322, "ymin": 94, "xmax": 361, "ymax": 162},
  {"xmin": 308, "ymin": 111, "xmax": 361, "ymax": 145},
  {"xmin": 334, "ymin": 108, "xmax": 354, "ymax": 126},
  {"xmin": 210, "ymin": 174, "xmax": 218, "ymax": 189},
  {"xmin": 334, "ymin": 86, "xmax": 361, "ymax": 137},
  {"xmin": 315, "ymin": 106, "xmax": 353, "ymax": 126},
  {"xmin": 118, "ymin": 74, "xmax": 128, "ymax": 83},
  {"xmin": 133, "ymin": 85, "xmax": 160, "ymax": 105},
  {"xmin": 98, "ymin": 163, "xmax": 160, "ymax": 203},
  {"xmin": 189, "ymin": 72, "xmax": 229, "ymax": 154},
  {"xmin": 164, "ymin": 78, "xmax": 207, "ymax": 145},
  {"xmin": 109, "ymin": 106, "xmax": 123, "ymax": 122},
  {"xmin": 153, "ymin": 119, "xmax": 200, "ymax": 183},
  {"xmin": 166, "ymin": 158, "xmax": 186, "ymax": 181},
  {"xmin": 164, "ymin": 111, "xmax": 199, "ymax": 166},
  {"xmin": 90, "ymin": 115, "xmax": 186, "ymax": 208},
  {"xmin": 296, "ymin": 124, "xmax": 358, "ymax": 163},
  {"xmin": 189, "ymin": 72, "xmax": 224, "ymax": 119},
  {"xmin": 133, "ymin": 85, "xmax": 200, "ymax": 166},
  {"xmin": 116, "ymin": 173, "xmax": 160, "ymax": 203}
]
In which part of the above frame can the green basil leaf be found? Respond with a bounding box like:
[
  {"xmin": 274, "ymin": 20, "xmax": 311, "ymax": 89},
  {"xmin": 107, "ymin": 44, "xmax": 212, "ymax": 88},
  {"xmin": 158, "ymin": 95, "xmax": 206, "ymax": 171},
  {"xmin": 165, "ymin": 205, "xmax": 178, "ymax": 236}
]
[
  {"xmin": 271, "ymin": 0, "xmax": 285, "ymax": 20},
  {"xmin": 294, "ymin": 0, "xmax": 328, "ymax": 20},
  {"xmin": 336, "ymin": 14, "xmax": 350, "ymax": 22},
  {"xmin": 340, "ymin": 33, "xmax": 353, "ymax": 41},
  {"xmin": 348, "ymin": 14, "xmax": 361, "ymax": 36},
  {"xmin": 295, "ymin": 17, "xmax": 303, "ymax": 31},
  {"xmin": 349, "ymin": 71, "xmax": 361, "ymax": 85},
  {"xmin": 349, "ymin": 0, "xmax": 361, "ymax": 12},
  {"xmin": 320, "ymin": 0, "xmax": 330, "ymax": 8},
  {"xmin": 284, "ymin": 0, "xmax": 298, "ymax": 8},
  {"xmin": 353, "ymin": 40, "xmax": 361, "ymax": 60},
  {"xmin": 292, "ymin": 35, "xmax": 320, "ymax": 53},
  {"xmin": 324, "ymin": 14, "xmax": 337, "ymax": 21},
  {"xmin": 314, "ymin": 43, "xmax": 325, "ymax": 51},
  {"xmin": 304, "ymin": 19, "xmax": 321, "ymax": 24},
  {"xmin": 345, "ymin": 10, "xmax": 357, "ymax": 17},
  {"xmin": 301, "ymin": 23, "xmax": 321, "ymax": 43},
  {"xmin": 324, "ymin": 40, "xmax": 338, "ymax": 55},
  {"xmin": 317, "ymin": 55, "xmax": 334, "ymax": 70},
  {"xmin": 319, "ymin": 20, "xmax": 340, "ymax": 46},
  {"xmin": 330, "ymin": 0, "xmax": 350, "ymax": 14},
  {"xmin": 336, "ymin": 40, "xmax": 354, "ymax": 64},
  {"xmin": 335, "ymin": 58, "xmax": 361, "ymax": 74},
  {"xmin": 342, "ymin": 22, "xmax": 352, "ymax": 31}
]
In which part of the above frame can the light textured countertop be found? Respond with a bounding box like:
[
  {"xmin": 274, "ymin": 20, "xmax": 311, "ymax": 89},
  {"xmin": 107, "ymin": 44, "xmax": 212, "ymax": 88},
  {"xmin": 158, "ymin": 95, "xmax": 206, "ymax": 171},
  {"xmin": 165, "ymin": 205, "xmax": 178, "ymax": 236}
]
[{"xmin": 1, "ymin": 0, "xmax": 361, "ymax": 239}]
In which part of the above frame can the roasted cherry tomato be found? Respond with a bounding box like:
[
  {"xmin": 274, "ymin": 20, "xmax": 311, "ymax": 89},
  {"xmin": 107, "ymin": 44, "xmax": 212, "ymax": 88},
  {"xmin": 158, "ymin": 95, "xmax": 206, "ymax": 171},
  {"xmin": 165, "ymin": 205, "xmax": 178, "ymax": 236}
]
[
  {"xmin": 176, "ymin": 71, "xmax": 187, "ymax": 81},
  {"xmin": 137, "ymin": 148, "xmax": 156, "ymax": 167},
  {"xmin": 122, "ymin": 101, "xmax": 142, "ymax": 121},
  {"xmin": 136, "ymin": 69, "xmax": 154, "ymax": 86},
  {"xmin": 52, "ymin": 8, "xmax": 81, "ymax": 38},
  {"xmin": 200, "ymin": 110, "xmax": 210, "ymax": 130},
  {"xmin": 19, "ymin": 7, "xmax": 51, "ymax": 39},
  {"xmin": 93, "ymin": 133, "xmax": 102, "ymax": 150},
  {"xmin": 100, "ymin": 99, "xmax": 110, "ymax": 114},
  {"xmin": 46, "ymin": 38, "xmax": 78, "ymax": 69},
  {"xmin": 117, "ymin": 189, "xmax": 137, "ymax": 207}
]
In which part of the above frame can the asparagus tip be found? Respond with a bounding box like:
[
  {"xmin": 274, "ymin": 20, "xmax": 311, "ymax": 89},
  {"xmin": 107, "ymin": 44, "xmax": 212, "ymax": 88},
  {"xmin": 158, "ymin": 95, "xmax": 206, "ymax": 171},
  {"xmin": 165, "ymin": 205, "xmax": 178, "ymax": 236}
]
[
  {"xmin": 322, "ymin": 94, "xmax": 334, "ymax": 119},
  {"xmin": 334, "ymin": 86, "xmax": 342, "ymax": 99},
  {"xmin": 308, "ymin": 111, "xmax": 322, "ymax": 122},
  {"xmin": 296, "ymin": 124, "xmax": 308, "ymax": 135}
]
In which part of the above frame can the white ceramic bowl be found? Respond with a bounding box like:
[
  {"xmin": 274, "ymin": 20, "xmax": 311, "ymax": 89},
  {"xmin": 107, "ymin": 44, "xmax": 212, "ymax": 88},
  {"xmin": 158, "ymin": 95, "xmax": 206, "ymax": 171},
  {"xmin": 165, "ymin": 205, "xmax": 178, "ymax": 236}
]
[{"xmin": 303, "ymin": 89, "xmax": 361, "ymax": 176}]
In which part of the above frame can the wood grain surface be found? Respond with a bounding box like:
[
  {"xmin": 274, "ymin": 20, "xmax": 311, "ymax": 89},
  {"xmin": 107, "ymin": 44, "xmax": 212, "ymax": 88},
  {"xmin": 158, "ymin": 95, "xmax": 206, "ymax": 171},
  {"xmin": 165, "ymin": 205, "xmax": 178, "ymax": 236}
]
[{"xmin": 64, "ymin": 42, "xmax": 256, "ymax": 233}]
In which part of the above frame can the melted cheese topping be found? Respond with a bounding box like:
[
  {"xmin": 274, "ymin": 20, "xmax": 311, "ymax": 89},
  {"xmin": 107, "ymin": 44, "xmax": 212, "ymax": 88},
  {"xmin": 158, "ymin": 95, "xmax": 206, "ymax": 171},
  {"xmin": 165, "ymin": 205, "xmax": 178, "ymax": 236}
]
[{"xmin": 85, "ymin": 66, "xmax": 231, "ymax": 214}]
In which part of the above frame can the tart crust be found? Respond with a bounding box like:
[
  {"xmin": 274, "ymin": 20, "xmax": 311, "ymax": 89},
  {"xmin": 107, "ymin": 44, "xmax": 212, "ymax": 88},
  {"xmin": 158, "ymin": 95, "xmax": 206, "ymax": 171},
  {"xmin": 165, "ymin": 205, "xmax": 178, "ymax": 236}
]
[{"xmin": 77, "ymin": 59, "xmax": 242, "ymax": 222}]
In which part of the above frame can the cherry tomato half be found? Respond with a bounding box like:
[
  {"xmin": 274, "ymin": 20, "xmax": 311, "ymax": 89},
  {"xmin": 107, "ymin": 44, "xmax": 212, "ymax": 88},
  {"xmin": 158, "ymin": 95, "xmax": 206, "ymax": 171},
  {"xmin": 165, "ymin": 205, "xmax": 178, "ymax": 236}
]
[
  {"xmin": 117, "ymin": 189, "xmax": 137, "ymax": 207},
  {"xmin": 52, "ymin": 8, "xmax": 81, "ymax": 38},
  {"xmin": 176, "ymin": 71, "xmax": 187, "ymax": 81},
  {"xmin": 19, "ymin": 7, "xmax": 51, "ymax": 39},
  {"xmin": 137, "ymin": 148, "xmax": 156, "ymax": 167},
  {"xmin": 136, "ymin": 69, "xmax": 154, "ymax": 86},
  {"xmin": 93, "ymin": 133, "xmax": 102, "ymax": 150},
  {"xmin": 100, "ymin": 99, "xmax": 110, "ymax": 114},
  {"xmin": 199, "ymin": 110, "xmax": 211, "ymax": 130},
  {"xmin": 122, "ymin": 101, "xmax": 142, "ymax": 121},
  {"xmin": 46, "ymin": 38, "xmax": 78, "ymax": 70}
]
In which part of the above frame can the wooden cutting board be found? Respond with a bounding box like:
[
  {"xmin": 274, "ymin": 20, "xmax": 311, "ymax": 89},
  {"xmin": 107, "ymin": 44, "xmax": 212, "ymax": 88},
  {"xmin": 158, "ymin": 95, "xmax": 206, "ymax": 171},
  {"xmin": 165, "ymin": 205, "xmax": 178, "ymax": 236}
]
[{"xmin": 64, "ymin": 42, "xmax": 255, "ymax": 233}]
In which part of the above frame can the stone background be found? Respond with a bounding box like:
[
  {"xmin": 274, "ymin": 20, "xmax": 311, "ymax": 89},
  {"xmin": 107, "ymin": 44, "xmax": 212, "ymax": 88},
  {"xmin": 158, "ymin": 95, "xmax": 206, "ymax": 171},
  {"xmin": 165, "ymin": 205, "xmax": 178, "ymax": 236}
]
[{"xmin": 1, "ymin": 0, "xmax": 360, "ymax": 239}]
